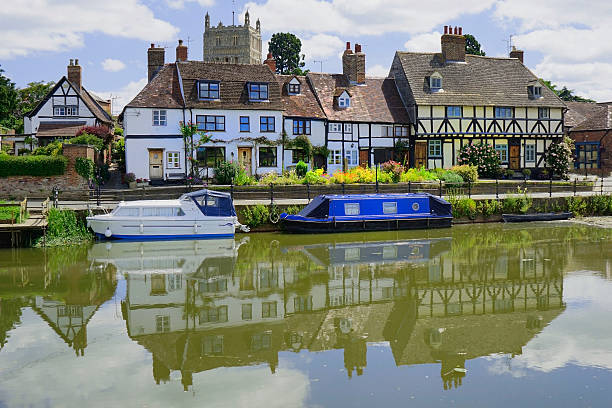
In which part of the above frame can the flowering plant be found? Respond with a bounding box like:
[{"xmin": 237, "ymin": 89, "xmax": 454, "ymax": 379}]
[
  {"xmin": 545, "ymin": 137, "xmax": 574, "ymax": 179},
  {"xmin": 457, "ymin": 143, "xmax": 501, "ymax": 178}
]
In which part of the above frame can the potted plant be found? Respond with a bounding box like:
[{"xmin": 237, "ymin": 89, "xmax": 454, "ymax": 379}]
[
  {"xmin": 126, "ymin": 173, "xmax": 136, "ymax": 189},
  {"xmin": 505, "ymin": 169, "xmax": 515, "ymax": 179},
  {"xmin": 522, "ymin": 168, "xmax": 531, "ymax": 179}
]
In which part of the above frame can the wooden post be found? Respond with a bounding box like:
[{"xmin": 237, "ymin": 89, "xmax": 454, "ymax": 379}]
[
  {"xmin": 496, "ymin": 178, "xmax": 499, "ymax": 199},
  {"xmin": 439, "ymin": 180, "xmax": 442, "ymax": 197},
  {"xmin": 549, "ymin": 177, "xmax": 552, "ymax": 198},
  {"xmin": 574, "ymin": 179, "xmax": 577, "ymax": 196},
  {"xmin": 270, "ymin": 183, "xmax": 274, "ymax": 205}
]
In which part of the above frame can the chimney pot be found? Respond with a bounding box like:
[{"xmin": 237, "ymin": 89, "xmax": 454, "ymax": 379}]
[
  {"xmin": 69, "ymin": 59, "xmax": 74, "ymax": 66},
  {"xmin": 178, "ymin": 39, "xmax": 183, "ymax": 45},
  {"xmin": 150, "ymin": 43, "xmax": 155, "ymax": 48},
  {"xmin": 355, "ymin": 43, "xmax": 362, "ymax": 53},
  {"xmin": 75, "ymin": 58, "xmax": 79, "ymax": 65},
  {"xmin": 441, "ymin": 27, "xmax": 466, "ymax": 62},
  {"xmin": 346, "ymin": 41, "xmax": 351, "ymax": 50},
  {"xmin": 454, "ymin": 27, "xmax": 457, "ymax": 35},
  {"xmin": 444, "ymin": 26, "xmax": 448, "ymax": 34},
  {"xmin": 458, "ymin": 27, "xmax": 462, "ymax": 35}
]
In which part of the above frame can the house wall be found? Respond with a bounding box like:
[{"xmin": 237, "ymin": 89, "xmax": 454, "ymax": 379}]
[
  {"xmin": 569, "ymin": 129, "xmax": 612, "ymax": 175},
  {"xmin": 416, "ymin": 104, "xmax": 563, "ymax": 169},
  {"xmin": 124, "ymin": 107, "xmax": 285, "ymax": 180}
]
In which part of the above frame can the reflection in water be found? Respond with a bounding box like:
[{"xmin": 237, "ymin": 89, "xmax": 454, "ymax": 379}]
[{"xmin": 2, "ymin": 223, "xmax": 612, "ymax": 402}]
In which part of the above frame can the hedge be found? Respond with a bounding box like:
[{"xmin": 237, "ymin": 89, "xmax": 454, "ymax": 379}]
[{"xmin": 0, "ymin": 155, "xmax": 68, "ymax": 177}]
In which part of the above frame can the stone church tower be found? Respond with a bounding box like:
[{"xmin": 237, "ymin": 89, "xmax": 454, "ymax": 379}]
[{"xmin": 203, "ymin": 11, "xmax": 262, "ymax": 64}]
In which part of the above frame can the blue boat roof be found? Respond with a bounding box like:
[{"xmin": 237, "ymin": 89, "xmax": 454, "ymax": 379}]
[{"xmin": 321, "ymin": 193, "xmax": 435, "ymax": 200}]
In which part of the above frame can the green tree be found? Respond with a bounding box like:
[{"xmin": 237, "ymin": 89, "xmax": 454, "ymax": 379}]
[
  {"xmin": 464, "ymin": 34, "xmax": 485, "ymax": 56},
  {"xmin": 268, "ymin": 33, "xmax": 306, "ymax": 75},
  {"xmin": 14, "ymin": 80, "xmax": 55, "ymax": 133},
  {"xmin": 0, "ymin": 66, "xmax": 18, "ymax": 130},
  {"xmin": 541, "ymin": 79, "xmax": 595, "ymax": 102}
]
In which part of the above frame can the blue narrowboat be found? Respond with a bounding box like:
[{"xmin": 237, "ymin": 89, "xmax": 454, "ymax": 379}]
[{"xmin": 279, "ymin": 193, "xmax": 452, "ymax": 234}]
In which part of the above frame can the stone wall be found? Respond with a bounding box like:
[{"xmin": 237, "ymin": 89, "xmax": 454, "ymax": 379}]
[{"xmin": 0, "ymin": 144, "xmax": 95, "ymax": 200}]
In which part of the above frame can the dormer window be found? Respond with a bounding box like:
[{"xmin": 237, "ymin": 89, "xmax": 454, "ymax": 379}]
[
  {"xmin": 429, "ymin": 72, "xmax": 443, "ymax": 92},
  {"xmin": 528, "ymin": 85, "xmax": 543, "ymax": 99},
  {"xmin": 199, "ymin": 81, "xmax": 220, "ymax": 100},
  {"xmin": 336, "ymin": 90, "xmax": 350, "ymax": 109},
  {"xmin": 248, "ymin": 83, "xmax": 268, "ymax": 101},
  {"xmin": 288, "ymin": 78, "xmax": 300, "ymax": 95}
]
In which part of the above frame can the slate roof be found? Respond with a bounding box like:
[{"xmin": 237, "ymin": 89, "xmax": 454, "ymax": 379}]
[
  {"xmin": 306, "ymin": 73, "xmax": 410, "ymax": 124},
  {"xmin": 567, "ymin": 102, "xmax": 612, "ymax": 131},
  {"xmin": 393, "ymin": 52, "xmax": 566, "ymax": 108},
  {"xmin": 179, "ymin": 61, "xmax": 282, "ymax": 110},
  {"xmin": 571, "ymin": 104, "xmax": 612, "ymax": 132},
  {"xmin": 276, "ymin": 74, "xmax": 325, "ymax": 119},
  {"xmin": 36, "ymin": 121, "xmax": 87, "ymax": 138},
  {"xmin": 125, "ymin": 64, "xmax": 184, "ymax": 109}
]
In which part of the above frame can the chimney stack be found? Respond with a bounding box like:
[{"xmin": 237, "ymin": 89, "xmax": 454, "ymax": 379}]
[
  {"xmin": 176, "ymin": 39, "xmax": 188, "ymax": 62},
  {"xmin": 441, "ymin": 26, "xmax": 466, "ymax": 63},
  {"xmin": 67, "ymin": 58, "xmax": 82, "ymax": 92},
  {"xmin": 264, "ymin": 52, "xmax": 276, "ymax": 72},
  {"xmin": 342, "ymin": 42, "xmax": 365, "ymax": 84},
  {"xmin": 509, "ymin": 46, "xmax": 524, "ymax": 63},
  {"xmin": 148, "ymin": 43, "xmax": 165, "ymax": 83}
]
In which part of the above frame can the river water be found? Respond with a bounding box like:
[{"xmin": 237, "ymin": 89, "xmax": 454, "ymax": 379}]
[{"xmin": 1, "ymin": 223, "xmax": 612, "ymax": 407}]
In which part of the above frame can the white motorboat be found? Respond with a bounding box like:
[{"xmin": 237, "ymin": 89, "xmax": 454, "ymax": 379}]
[{"xmin": 87, "ymin": 189, "xmax": 249, "ymax": 240}]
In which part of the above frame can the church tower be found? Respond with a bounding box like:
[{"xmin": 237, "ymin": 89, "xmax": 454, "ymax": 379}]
[{"xmin": 202, "ymin": 11, "xmax": 262, "ymax": 64}]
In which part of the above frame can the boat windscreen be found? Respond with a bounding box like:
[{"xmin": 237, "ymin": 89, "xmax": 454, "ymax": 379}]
[
  {"xmin": 194, "ymin": 194, "xmax": 236, "ymax": 217},
  {"xmin": 298, "ymin": 196, "xmax": 329, "ymax": 218}
]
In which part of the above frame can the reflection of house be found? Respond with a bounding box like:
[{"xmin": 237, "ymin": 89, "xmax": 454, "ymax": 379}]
[
  {"xmin": 0, "ymin": 251, "xmax": 116, "ymax": 355},
  {"xmin": 102, "ymin": 233, "xmax": 569, "ymax": 391}
]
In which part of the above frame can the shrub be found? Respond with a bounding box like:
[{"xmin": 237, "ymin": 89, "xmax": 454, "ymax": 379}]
[
  {"xmin": 259, "ymin": 171, "xmax": 301, "ymax": 185},
  {"xmin": 0, "ymin": 155, "xmax": 68, "ymax": 177},
  {"xmin": 234, "ymin": 166, "xmax": 255, "ymax": 186},
  {"xmin": 303, "ymin": 168, "xmax": 329, "ymax": 184},
  {"xmin": 439, "ymin": 171, "xmax": 463, "ymax": 187},
  {"xmin": 381, "ymin": 160, "xmax": 404, "ymax": 182},
  {"xmin": 32, "ymin": 141, "xmax": 63, "ymax": 156},
  {"xmin": 284, "ymin": 205, "xmax": 303, "ymax": 215},
  {"xmin": 502, "ymin": 188, "xmax": 532, "ymax": 214},
  {"xmin": 46, "ymin": 208, "xmax": 90, "ymax": 242},
  {"xmin": 522, "ymin": 168, "xmax": 531, "ymax": 178},
  {"xmin": 457, "ymin": 143, "xmax": 501, "ymax": 178},
  {"xmin": 545, "ymin": 136, "xmax": 573, "ymax": 179},
  {"xmin": 295, "ymin": 161, "xmax": 308, "ymax": 178},
  {"xmin": 331, "ymin": 171, "xmax": 359, "ymax": 184},
  {"xmin": 448, "ymin": 165, "xmax": 478, "ymax": 183},
  {"xmin": 75, "ymin": 157, "xmax": 94, "ymax": 180},
  {"xmin": 448, "ymin": 197, "xmax": 477, "ymax": 218},
  {"xmin": 0, "ymin": 206, "xmax": 27, "ymax": 223},
  {"xmin": 241, "ymin": 204, "xmax": 270, "ymax": 228},
  {"xmin": 67, "ymin": 133, "xmax": 104, "ymax": 151},
  {"xmin": 477, "ymin": 199, "xmax": 501, "ymax": 218},
  {"xmin": 75, "ymin": 125, "xmax": 113, "ymax": 145},
  {"xmin": 399, "ymin": 167, "xmax": 439, "ymax": 183},
  {"xmin": 214, "ymin": 161, "xmax": 239, "ymax": 184},
  {"xmin": 125, "ymin": 172, "xmax": 136, "ymax": 182},
  {"xmin": 566, "ymin": 196, "xmax": 587, "ymax": 216},
  {"xmin": 505, "ymin": 169, "xmax": 515, "ymax": 179},
  {"xmin": 18, "ymin": 148, "xmax": 30, "ymax": 155}
]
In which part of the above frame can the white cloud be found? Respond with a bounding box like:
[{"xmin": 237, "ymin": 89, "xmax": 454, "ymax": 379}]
[
  {"xmin": 494, "ymin": 0, "xmax": 612, "ymax": 101},
  {"xmin": 0, "ymin": 1, "xmax": 179, "ymax": 59},
  {"xmin": 245, "ymin": 0, "xmax": 496, "ymax": 36},
  {"xmin": 301, "ymin": 34, "xmax": 345, "ymax": 61},
  {"xmin": 367, "ymin": 64, "xmax": 389, "ymax": 78},
  {"xmin": 94, "ymin": 77, "xmax": 147, "ymax": 115},
  {"xmin": 404, "ymin": 31, "xmax": 442, "ymax": 52},
  {"xmin": 102, "ymin": 58, "xmax": 126, "ymax": 72},
  {"xmin": 165, "ymin": 0, "xmax": 214, "ymax": 9}
]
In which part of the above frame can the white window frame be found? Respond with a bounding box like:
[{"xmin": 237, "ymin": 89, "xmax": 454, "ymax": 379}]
[
  {"xmin": 167, "ymin": 151, "xmax": 180, "ymax": 169},
  {"xmin": 329, "ymin": 150, "xmax": 342, "ymax": 165},
  {"xmin": 538, "ymin": 107, "xmax": 550, "ymax": 119},
  {"xmin": 343, "ymin": 123, "xmax": 352, "ymax": 133},
  {"xmin": 430, "ymin": 77, "xmax": 442, "ymax": 91},
  {"xmin": 344, "ymin": 203, "xmax": 360, "ymax": 215},
  {"xmin": 525, "ymin": 144, "xmax": 536, "ymax": 162},
  {"xmin": 495, "ymin": 144, "xmax": 509, "ymax": 163},
  {"xmin": 345, "ymin": 150, "xmax": 358, "ymax": 166},
  {"xmin": 494, "ymin": 107, "xmax": 513, "ymax": 119},
  {"xmin": 153, "ymin": 110, "xmax": 167, "ymax": 126},
  {"xmin": 382, "ymin": 125, "xmax": 393, "ymax": 137},
  {"xmin": 428, "ymin": 140, "xmax": 442, "ymax": 158},
  {"xmin": 329, "ymin": 123, "xmax": 342, "ymax": 133},
  {"xmin": 198, "ymin": 81, "xmax": 220, "ymax": 100},
  {"xmin": 383, "ymin": 202, "xmax": 397, "ymax": 214},
  {"xmin": 394, "ymin": 126, "xmax": 409, "ymax": 137},
  {"xmin": 338, "ymin": 97, "xmax": 350, "ymax": 108},
  {"xmin": 446, "ymin": 106, "xmax": 461, "ymax": 117}
]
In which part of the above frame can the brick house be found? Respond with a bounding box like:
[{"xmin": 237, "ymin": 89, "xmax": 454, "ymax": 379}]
[{"xmin": 566, "ymin": 102, "xmax": 612, "ymax": 175}]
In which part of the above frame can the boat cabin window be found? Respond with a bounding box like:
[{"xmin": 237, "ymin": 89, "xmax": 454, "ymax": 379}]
[
  {"xmin": 114, "ymin": 207, "xmax": 140, "ymax": 217},
  {"xmin": 142, "ymin": 207, "xmax": 185, "ymax": 217},
  {"xmin": 382, "ymin": 202, "xmax": 397, "ymax": 214},
  {"xmin": 344, "ymin": 203, "xmax": 360, "ymax": 216}
]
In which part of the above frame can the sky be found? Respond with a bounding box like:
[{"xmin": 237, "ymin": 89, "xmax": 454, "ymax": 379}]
[{"xmin": 1, "ymin": 0, "xmax": 610, "ymax": 115}]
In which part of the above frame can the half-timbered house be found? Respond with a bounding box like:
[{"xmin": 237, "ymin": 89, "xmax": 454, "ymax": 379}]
[
  {"xmin": 307, "ymin": 42, "xmax": 411, "ymax": 172},
  {"xmin": 23, "ymin": 59, "xmax": 113, "ymax": 146},
  {"xmin": 390, "ymin": 27, "xmax": 566, "ymax": 171}
]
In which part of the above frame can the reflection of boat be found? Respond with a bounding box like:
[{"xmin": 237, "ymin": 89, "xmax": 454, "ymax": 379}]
[
  {"xmin": 280, "ymin": 193, "xmax": 452, "ymax": 233},
  {"xmin": 87, "ymin": 189, "xmax": 248, "ymax": 240},
  {"xmin": 502, "ymin": 212, "xmax": 573, "ymax": 223},
  {"xmin": 288, "ymin": 238, "xmax": 452, "ymax": 267}
]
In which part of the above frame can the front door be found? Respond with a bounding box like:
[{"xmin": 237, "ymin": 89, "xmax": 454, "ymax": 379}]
[
  {"xmin": 238, "ymin": 147, "xmax": 252, "ymax": 174},
  {"xmin": 359, "ymin": 149, "xmax": 369, "ymax": 168},
  {"xmin": 415, "ymin": 142, "xmax": 427, "ymax": 168},
  {"xmin": 509, "ymin": 144, "xmax": 520, "ymax": 170},
  {"xmin": 149, "ymin": 149, "xmax": 163, "ymax": 180}
]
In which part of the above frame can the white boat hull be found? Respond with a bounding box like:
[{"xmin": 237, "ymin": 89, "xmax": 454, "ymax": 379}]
[{"xmin": 88, "ymin": 215, "xmax": 236, "ymax": 239}]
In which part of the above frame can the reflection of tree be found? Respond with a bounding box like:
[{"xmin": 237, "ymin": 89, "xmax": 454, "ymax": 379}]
[{"xmin": 0, "ymin": 298, "xmax": 24, "ymax": 350}]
